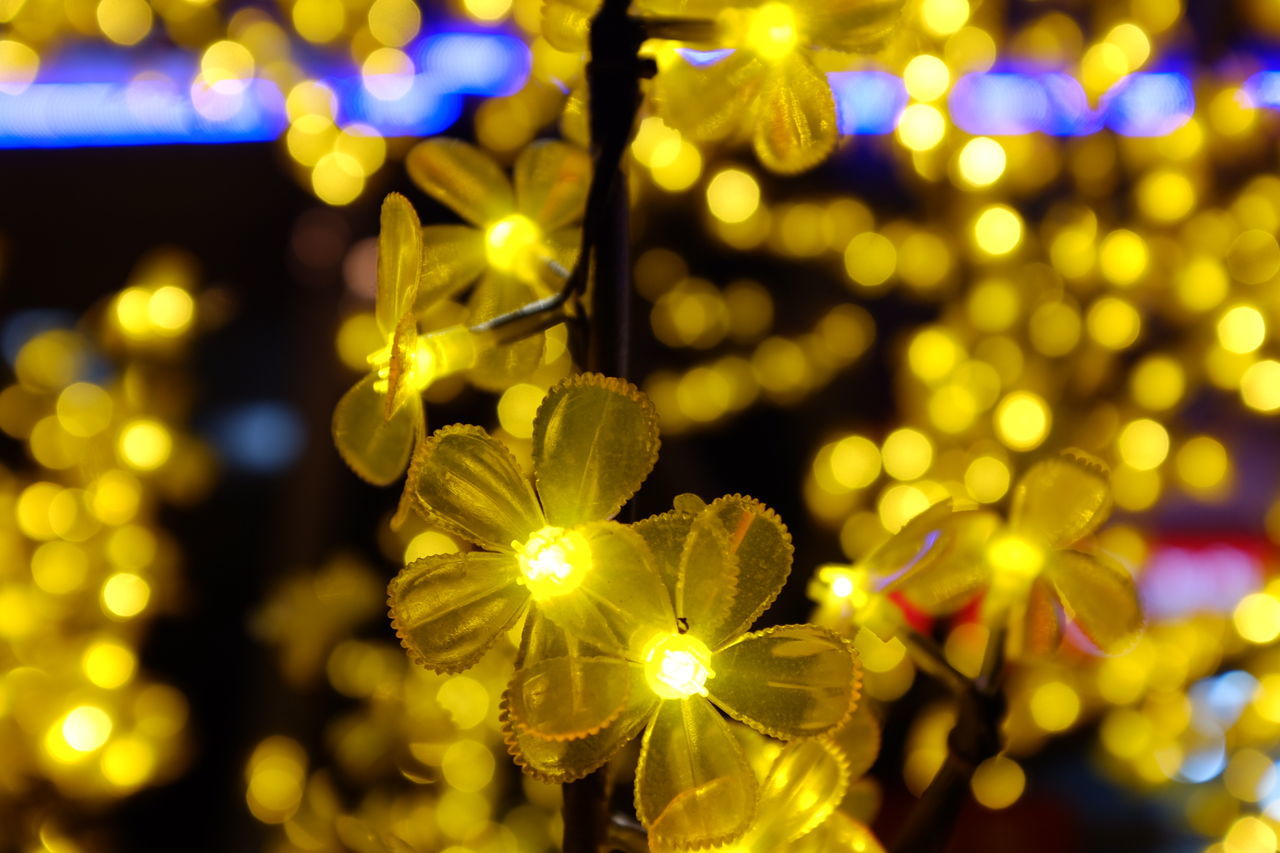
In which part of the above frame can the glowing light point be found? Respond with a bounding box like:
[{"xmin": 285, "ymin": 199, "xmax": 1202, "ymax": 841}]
[
  {"xmin": 513, "ymin": 526, "xmax": 592, "ymax": 601},
  {"xmin": 485, "ymin": 214, "xmax": 543, "ymax": 279},
  {"xmin": 61, "ymin": 705, "xmax": 113, "ymax": 753},
  {"xmin": 988, "ymin": 535, "xmax": 1044, "ymax": 580},
  {"xmin": 745, "ymin": 3, "xmax": 800, "ymax": 62},
  {"xmin": 643, "ymin": 632, "xmax": 714, "ymax": 699}
]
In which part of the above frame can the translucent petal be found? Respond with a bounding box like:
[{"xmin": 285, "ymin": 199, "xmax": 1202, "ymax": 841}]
[
  {"xmin": 878, "ymin": 506, "xmax": 1000, "ymax": 614},
  {"xmin": 751, "ymin": 739, "xmax": 850, "ymax": 848},
  {"xmin": 388, "ymin": 552, "xmax": 528, "ymax": 673},
  {"xmin": 376, "ymin": 193, "xmax": 422, "ymax": 338},
  {"xmin": 1010, "ymin": 451, "xmax": 1113, "ymax": 549},
  {"xmin": 703, "ymin": 495, "xmax": 793, "ymax": 647},
  {"xmin": 332, "ymin": 372, "xmax": 420, "ymax": 486},
  {"xmin": 541, "ymin": 0, "xmax": 599, "ymax": 52},
  {"xmin": 653, "ymin": 50, "xmax": 762, "ymax": 141},
  {"xmin": 503, "ymin": 673, "xmax": 658, "ymax": 782},
  {"xmin": 1045, "ymin": 550, "xmax": 1143, "ymax": 654},
  {"xmin": 753, "ymin": 54, "xmax": 839, "ymax": 175},
  {"xmin": 507, "ymin": 656, "xmax": 633, "ymax": 741},
  {"xmin": 403, "ymin": 424, "xmax": 544, "ymax": 549},
  {"xmin": 406, "ymin": 138, "xmax": 514, "ymax": 227},
  {"xmin": 536, "ymin": 521, "xmax": 675, "ymax": 656},
  {"xmin": 1009, "ymin": 575, "xmax": 1064, "ymax": 657},
  {"xmin": 708, "ymin": 624, "xmax": 859, "ymax": 739},
  {"xmin": 676, "ymin": 506, "xmax": 739, "ymax": 642},
  {"xmin": 466, "ymin": 273, "xmax": 545, "ymax": 392},
  {"xmin": 515, "ymin": 140, "xmax": 592, "ymax": 232},
  {"xmin": 419, "ymin": 224, "xmax": 486, "ymax": 306},
  {"xmin": 532, "ymin": 373, "xmax": 661, "ymax": 528},
  {"xmin": 830, "ymin": 700, "xmax": 882, "ymax": 779},
  {"xmin": 636, "ymin": 698, "xmax": 756, "ymax": 849},
  {"xmin": 811, "ymin": 0, "xmax": 905, "ymax": 54},
  {"xmin": 791, "ymin": 812, "xmax": 885, "ymax": 853},
  {"xmin": 634, "ymin": 508, "xmax": 695, "ymax": 602}
]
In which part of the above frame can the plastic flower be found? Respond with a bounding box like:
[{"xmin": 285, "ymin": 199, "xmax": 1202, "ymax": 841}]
[
  {"xmin": 650, "ymin": 729, "xmax": 884, "ymax": 853},
  {"xmin": 387, "ymin": 373, "xmax": 661, "ymax": 673},
  {"xmin": 502, "ymin": 494, "xmax": 860, "ymax": 850},
  {"xmin": 648, "ymin": 0, "xmax": 903, "ymax": 173},
  {"xmin": 405, "ymin": 138, "xmax": 590, "ymax": 389},
  {"xmin": 332, "ymin": 193, "xmax": 483, "ymax": 486},
  {"xmin": 872, "ymin": 450, "xmax": 1144, "ymax": 656}
]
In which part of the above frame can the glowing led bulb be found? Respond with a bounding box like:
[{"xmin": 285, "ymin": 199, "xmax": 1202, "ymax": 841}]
[
  {"xmin": 745, "ymin": 2, "xmax": 799, "ymax": 61},
  {"xmin": 642, "ymin": 632, "xmax": 714, "ymax": 699},
  {"xmin": 987, "ymin": 535, "xmax": 1044, "ymax": 579},
  {"xmin": 485, "ymin": 214, "xmax": 544, "ymax": 279},
  {"xmin": 513, "ymin": 526, "xmax": 592, "ymax": 601},
  {"xmin": 61, "ymin": 705, "xmax": 113, "ymax": 752},
  {"xmin": 825, "ymin": 568, "xmax": 870, "ymax": 608}
]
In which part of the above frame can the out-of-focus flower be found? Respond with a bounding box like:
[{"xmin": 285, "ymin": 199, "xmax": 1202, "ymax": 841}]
[
  {"xmin": 503, "ymin": 494, "xmax": 860, "ymax": 849},
  {"xmin": 406, "ymin": 138, "xmax": 590, "ymax": 389},
  {"xmin": 387, "ymin": 373, "xmax": 661, "ymax": 673}
]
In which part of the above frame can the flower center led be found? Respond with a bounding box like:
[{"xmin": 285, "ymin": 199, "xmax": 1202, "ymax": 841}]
[
  {"xmin": 485, "ymin": 214, "xmax": 544, "ymax": 278},
  {"xmin": 642, "ymin": 632, "xmax": 714, "ymax": 700},
  {"xmin": 745, "ymin": 2, "xmax": 800, "ymax": 62},
  {"xmin": 513, "ymin": 526, "xmax": 592, "ymax": 601},
  {"xmin": 369, "ymin": 335, "xmax": 437, "ymax": 396},
  {"xmin": 987, "ymin": 535, "xmax": 1044, "ymax": 579}
]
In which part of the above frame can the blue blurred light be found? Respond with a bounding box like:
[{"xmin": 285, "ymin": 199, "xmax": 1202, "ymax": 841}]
[
  {"xmin": 1245, "ymin": 70, "xmax": 1280, "ymax": 108},
  {"xmin": 334, "ymin": 75, "xmax": 463, "ymax": 136},
  {"xmin": 1190, "ymin": 670, "xmax": 1258, "ymax": 729},
  {"xmin": 830, "ymin": 71, "xmax": 907, "ymax": 134},
  {"xmin": 0, "ymin": 310, "xmax": 76, "ymax": 367},
  {"xmin": 1103, "ymin": 72, "xmax": 1194, "ymax": 136},
  {"xmin": 207, "ymin": 402, "xmax": 306, "ymax": 474},
  {"xmin": 949, "ymin": 72, "xmax": 1097, "ymax": 135},
  {"xmin": 679, "ymin": 48, "xmax": 736, "ymax": 68},
  {"xmin": 417, "ymin": 32, "xmax": 530, "ymax": 97}
]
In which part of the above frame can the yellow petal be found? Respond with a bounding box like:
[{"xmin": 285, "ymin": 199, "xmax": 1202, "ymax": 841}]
[
  {"xmin": 535, "ymin": 521, "xmax": 675, "ymax": 656},
  {"xmin": 790, "ymin": 812, "xmax": 885, "ymax": 853},
  {"xmin": 532, "ymin": 373, "xmax": 660, "ymax": 528},
  {"xmin": 636, "ymin": 698, "xmax": 756, "ymax": 849},
  {"xmin": 1045, "ymin": 550, "xmax": 1143, "ymax": 654},
  {"xmin": 634, "ymin": 508, "xmax": 695, "ymax": 602},
  {"xmin": 751, "ymin": 739, "xmax": 850, "ymax": 849},
  {"xmin": 406, "ymin": 138, "xmax": 514, "ymax": 227},
  {"xmin": 507, "ymin": 656, "xmax": 633, "ymax": 741},
  {"xmin": 676, "ymin": 505, "xmax": 739, "ymax": 642},
  {"xmin": 332, "ymin": 372, "xmax": 420, "ymax": 486},
  {"xmin": 419, "ymin": 224, "xmax": 486, "ymax": 306},
  {"xmin": 830, "ymin": 700, "xmax": 881, "ymax": 779},
  {"xmin": 811, "ymin": 0, "xmax": 905, "ymax": 54},
  {"xmin": 708, "ymin": 624, "xmax": 859, "ymax": 739},
  {"xmin": 376, "ymin": 193, "xmax": 422, "ymax": 338},
  {"xmin": 515, "ymin": 140, "xmax": 592, "ymax": 232},
  {"xmin": 403, "ymin": 424, "xmax": 544, "ymax": 549},
  {"xmin": 502, "ymin": 673, "xmax": 658, "ymax": 783},
  {"xmin": 388, "ymin": 551, "xmax": 528, "ymax": 673},
  {"xmin": 702, "ymin": 495, "xmax": 793, "ymax": 647},
  {"xmin": 753, "ymin": 54, "xmax": 838, "ymax": 175},
  {"xmin": 466, "ymin": 272, "xmax": 545, "ymax": 392},
  {"xmin": 875, "ymin": 504, "xmax": 1000, "ymax": 614},
  {"xmin": 1010, "ymin": 450, "xmax": 1113, "ymax": 549},
  {"xmin": 653, "ymin": 49, "xmax": 762, "ymax": 141},
  {"xmin": 541, "ymin": 0, "xmax": 599, "ymax": 53},
  {"xmin": 1008, "ymin": 574, "xmax": 1064, "ymax": 657}
]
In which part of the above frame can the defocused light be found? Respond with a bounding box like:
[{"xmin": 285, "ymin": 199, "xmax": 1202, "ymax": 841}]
[
  {"xmin": 1117, "ymin": 419, "xmax": 1169, "ymax": 471},
  {"xmin": 118, "ymin": 419, "xmax": 172, "ymax": 471},
  {"xmin": 1241, "ymin": 361, "xmax": 1280, "ymax": 412},
  {"xmin": 61, "ymin": 705, "xmax": 113, "ymax": 753},
  {"xmin": 1218, "ymin": 305, "xmax": 1267, "ymax": 354},
  {"xmin": 903, "ymin": 55, "xmax": 950, "ymax": 102},
  {"xmin": 957, "ymin": 137, "xmax": 1006, "ymax": 187},
  {"xmin": 102, "ymin": 572, "xmax": 151, "ymax": 618},
  {"xmin": 994, "ymin": 391, "xmax": 1050, "ymax": 450},
  {"xmin": 897, "ymin": 103, "xmax": 946, "ymax": 151},
  {"xmin": 707, "ymin": 169, "xmax": 760, "ymax": 224},
  {"xmin": 972, "ymin": 205, "xmax": 1023, "ymax": 255}
]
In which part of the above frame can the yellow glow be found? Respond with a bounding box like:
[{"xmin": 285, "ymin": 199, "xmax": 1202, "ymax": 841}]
[
  {"xmin": 442, "ymin": 739, "xmax": 496, "ymax": 792},
  {"xmin": 744, "ymin": 2, "xmax": 800, "ymax": 61},
  {"xmin": 57, "ymin": 382, "xmax": 113, "ymax": 437},
  {"xmin": 1130, "ymin": 355, "xmax": 1184, "ymax": 411},
  {"xmin": 1087, "ymin": 297, "xmax": 1141, "ymax": 350},
  {"xmin": 463, "ymin": 0, "xmax": 512, "ymax": 20},
  {"xmin": 368, "ymin": 0, "xmax": 421, "ymax": 47},
  {"xmin": 1217, "ymin": 304, "xmax": 1267, "ymax": 354},
  {"xmin": 118, "ymin": 419, "xmax": 172, "ymax": 471},
  {"xmin": 1136, "ymin": 169, "xmax": 1195, "ymax": 222},
  {"xmin": 513, "ymin": 526, "xmax": 592, "ymax": 601},
  {"xmin": 1176, "ymin": 436, "xmax": 1229, "ymax": 492},
  {"xmin": 903, "ymin": 55, "xmax": 951, "ymax": 102},
  {"xmin": 312, "ymin": 151, "xmax": 365, "ymax": 205},
  {"xmin": 61, "ymin": 705, "xmax": 113, "ymax": 752},
  {"xmin": 642, "ymin": 632, "xmax": 713, "ymax": 699},
  {"xmin": 971, "ymin": 755, "xmax": 1025, "ymax": 809},
  {"xmin": 965, "ymin": 456, "xmax": 1010, "ymax": 503},
  {"xmin": 972, "ymin": 205, "xmax": 1023, "ymax": 255},
  {"xmin": 102, "ymin": 572, "xmax": 151, "ymax": 619},
  {"xmin": 1098, "ymin": 229, "xmax": 1148, "ymax": 286},
  {"xmin": 1241, "ymin": 360, "xmax": 1280, "ymax": 413},
  {"xmin": 897, "ymin": 104, "xmax": 946, "ymax": 152},
  {"xmin": 485, "ymin": 214, "xmax": 544, "ymax": 278},
  {"xmin": 1176, "ymin": 256, "xmax": 1228, "ymax": 312},
  {"xmin": 246, "ymin": 736, "xmax": 306, "ymax": 824},
  {"xmin": 707, "ymin": 169, "xmax": 761, "ymax": 224},
  {"xmin": 1234, "ymin": 593, "xmax": 1280, "ymax": 644},
  {"xmin": 292, "ymin": 0, "xmax": 345, "ymax": 43},
  {"xmin": 1225, "ymin": 817, "xmax": 1277, "ymax": 853},
  {"xmin": 994, "ymin": 391, "xmax": 1050, "ymax": 450},
  {"xmin": 97, "ymin": 0, "xmax": 153, "ymax": 46},
  {"xmin": 31, "ymin": 541, "xmax": 89, "ymax": 594},
  {"xmin": 200, "ymin": 40, "xmax": 254, "ymax": 93},
  {"xmin": 844, "ymin": 232, "xmax": 896, "ymax": 287},
  {"xmin": 83, "ymin": 638, "xmax": 137, "ymax": 689},
  {"xmin": 148, "ymin": 285, "xmax": 195, "ymax": 334},
  {"xmin": 957, "ymin": 137, "xmax": 1006, "ymax": 188},
  {"xmin": 882, "ymin": 428, "xmax": 933, "ymax": 481},
  {"xmin": 497, "ymin": 384, "xmax": 545, "ymax": 440},
  {"xmin": 829, "ymin": 435, "xmax": 881, "ymax": 490},
  {"xmin": 101, "ymin": 735, "xmax": 156, "ymax": 788},
  {"xmin": 988, "ymin": 535, "xmax": 1044, "ymax": 579},
  {"xmin": 1117, "ymin": 418, "xmax": 1170, "ymax": 471},
  {"xmin": 908, "ymin": 327, "xmax": 962, "ymax": 384},
  {"xmin": 920, "ymin": 0, "xmax": 969, "ymax": 36},
  {"xmin": 0, "ymin": 39, "xmax": 39, "ymax": 95},
  {"xmin": 1029, "ymin": 681, "xmax": 1080, "ymax": 732}
]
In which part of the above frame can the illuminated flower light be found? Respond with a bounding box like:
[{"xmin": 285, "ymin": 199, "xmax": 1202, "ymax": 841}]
[
  {"xmin": 387, "ymin": 373, "xmax": 661, "ymax": 673},
  {"xmin": 502, "ymin": 494, "xmax": 859, "ymax": 850},
  {"xmin": 405, "ymin": 137, "xmax": 590, "ymax": 389},
  {"xmin": 332, "ymin": 193, "xmax": 485, "ymax": 486}
]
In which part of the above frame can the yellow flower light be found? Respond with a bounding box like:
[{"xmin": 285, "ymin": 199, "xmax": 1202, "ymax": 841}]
[
  {"xmin": 643, "ymin": 631, "xmax": 714, "ymax": 699},
  {"xmin": 514, "ymin": 525, "xmax": 593, "ymax": 600},
  {"xmin": 744, "ymin": 2, "xmax": 800, "ymax": 61}
]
